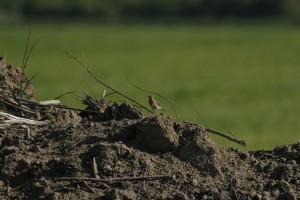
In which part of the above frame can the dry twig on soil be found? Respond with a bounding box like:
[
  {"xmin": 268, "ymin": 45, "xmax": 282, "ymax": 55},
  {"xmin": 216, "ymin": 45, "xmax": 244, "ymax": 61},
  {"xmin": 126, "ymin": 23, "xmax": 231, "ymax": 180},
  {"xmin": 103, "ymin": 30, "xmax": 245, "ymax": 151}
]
[
  {"xmin": 52, "ymin": 175, "xmax": 172, "ymax": 183},
  {"xmin": 193, "ymin": 106, "xmax": 246, "ymax": 146},
  {"xmin": 205, "ymin": 128, "xmax": 246, "ymax": 146},
  {"xmin": 0, "ymin": 111, "xmax": 50, "ymax": 128}
]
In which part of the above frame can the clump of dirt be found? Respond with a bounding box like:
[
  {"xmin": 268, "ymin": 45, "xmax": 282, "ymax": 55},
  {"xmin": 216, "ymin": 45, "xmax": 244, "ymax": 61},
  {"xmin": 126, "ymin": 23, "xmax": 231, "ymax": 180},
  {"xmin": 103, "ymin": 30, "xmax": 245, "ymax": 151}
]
[
  {"xmin": 0, "ymin": 59, "xmax": 299, "ymax": 199},
  {"xmin": 136, "ymin": 115, "xmax": 179, "ymax": 152},
  {"xmin": 0, "ymin": 57, "xmax": 34, "ymax": 98}
]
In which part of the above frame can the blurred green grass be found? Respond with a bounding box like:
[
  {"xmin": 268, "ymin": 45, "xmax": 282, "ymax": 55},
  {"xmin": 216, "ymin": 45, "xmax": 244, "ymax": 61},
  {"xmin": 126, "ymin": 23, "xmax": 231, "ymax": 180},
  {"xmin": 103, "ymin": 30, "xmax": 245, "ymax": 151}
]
[{"xmin": 1, "ymin": 23, "xmax": 300, "ymax": 150}]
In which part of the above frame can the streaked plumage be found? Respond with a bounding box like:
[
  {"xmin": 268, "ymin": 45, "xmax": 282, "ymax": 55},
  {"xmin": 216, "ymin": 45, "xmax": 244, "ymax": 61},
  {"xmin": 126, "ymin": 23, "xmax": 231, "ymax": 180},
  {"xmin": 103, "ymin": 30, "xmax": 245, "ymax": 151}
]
[{"xmin": 148, "ymin": 96, "xmax": 163, "ymax": 112}]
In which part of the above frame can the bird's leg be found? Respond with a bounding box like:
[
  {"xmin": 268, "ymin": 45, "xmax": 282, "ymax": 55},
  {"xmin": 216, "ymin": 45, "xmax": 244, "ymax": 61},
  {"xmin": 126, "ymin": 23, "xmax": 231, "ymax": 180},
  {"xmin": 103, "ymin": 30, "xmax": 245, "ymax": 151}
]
[{"xmin": 153, "ymin": 109, "xmax": 157, "ymax": 115}]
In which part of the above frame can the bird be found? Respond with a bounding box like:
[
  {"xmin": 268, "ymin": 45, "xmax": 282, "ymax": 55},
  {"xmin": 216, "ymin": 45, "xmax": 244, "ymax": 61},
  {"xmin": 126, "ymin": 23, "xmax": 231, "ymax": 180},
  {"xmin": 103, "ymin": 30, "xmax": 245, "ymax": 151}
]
[{"xmin": 148, "ymin": 96, "xmax": 165, "ymax": 113}]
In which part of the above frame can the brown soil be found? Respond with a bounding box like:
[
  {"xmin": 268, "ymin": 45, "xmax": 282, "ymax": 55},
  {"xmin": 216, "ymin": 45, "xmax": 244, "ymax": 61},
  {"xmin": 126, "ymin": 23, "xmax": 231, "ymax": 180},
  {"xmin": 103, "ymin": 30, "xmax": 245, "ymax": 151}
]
[{"xmin": 0, "ymin": 57, "xmax": 299, "ymax": 200}]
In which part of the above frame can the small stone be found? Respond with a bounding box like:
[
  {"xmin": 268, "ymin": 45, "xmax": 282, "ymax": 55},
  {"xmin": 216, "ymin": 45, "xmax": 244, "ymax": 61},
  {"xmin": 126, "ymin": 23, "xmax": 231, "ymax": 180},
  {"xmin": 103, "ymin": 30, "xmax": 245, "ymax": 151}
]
[{"xmin": 192, "ymin": 179, "xmax": 198, "ymax": 186}]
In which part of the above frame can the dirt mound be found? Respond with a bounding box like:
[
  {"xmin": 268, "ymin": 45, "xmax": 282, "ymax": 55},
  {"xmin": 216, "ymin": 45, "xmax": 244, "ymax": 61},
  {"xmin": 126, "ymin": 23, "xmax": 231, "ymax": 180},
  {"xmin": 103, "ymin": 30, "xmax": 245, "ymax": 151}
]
[
  {"xmin": 0, "ymin": 57, "xmax": 34, "ymax": 98},
  {"xmin": 0, "ymin": 59, "xmax": 299, "ymax": 199}
]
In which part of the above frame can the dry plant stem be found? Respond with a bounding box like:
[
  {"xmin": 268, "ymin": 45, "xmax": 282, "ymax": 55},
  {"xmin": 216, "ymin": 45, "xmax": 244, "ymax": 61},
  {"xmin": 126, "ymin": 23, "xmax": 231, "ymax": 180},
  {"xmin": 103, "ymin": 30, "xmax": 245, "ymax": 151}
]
[
  {"xmin": 0, "ymin": 98, "xmax": 36, "ymax": 114},
  {"xmin": 192, "ymin": 107, "xmax": 246, "ymax": 146},
  {"xmin": 205, "ymin": 128, "xmax": 247, "ymax": 146},
  {"xmin": 38, "ymin": 100, "xmax": 61, "ymax": 105},
  {"xmin": 64, "ymin": 51, "xmax": 153, "ymax": 114},
  {"xmin": 92, "ymin": 157, "xmax": 100, "ymax": 179},
  {"xmin": 41, "ymin": 104, "xmax": 103, "ymax": 114},
  {"xmin": 54, "ymin": 91, "xmax": 75, "ymax": 100},
  {"xmin": 11, "ymin": 89, "xmax": 23, "ymax": 108},
  {"xmin": 52, "ymin": 175, "xmax": 171, "ymax": 183},
  {"xmin": 0, "ymin": 92, "xmax": 102, "ymax": 114},
  {"xmin": 128, "ymin": 78, "xmax": 180, "ymax": 121},
  {"xmin": 0, "ymin": 111, "xmax": 50, "ymax": 126}
]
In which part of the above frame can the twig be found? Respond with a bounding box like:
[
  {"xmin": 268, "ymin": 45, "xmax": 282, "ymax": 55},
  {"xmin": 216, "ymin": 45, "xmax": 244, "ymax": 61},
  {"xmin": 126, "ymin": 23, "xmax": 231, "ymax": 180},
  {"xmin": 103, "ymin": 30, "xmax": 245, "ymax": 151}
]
[
  {"xmin": 0, "ymin": 111, "xmax": 50, "ymax": 126},
  {"xmin": 205, "ymin": 128, "xmax": 246, "ymax": 146},
  {"xmin": 104, "ymin": 91, "xmax": 116, "ymax": 98},
  {"xmin": 192, "ymin": 106, "xmax": 246, "ymax": 146},
  {"xmin": 92, "ymin": 157, "xmax": 100, "ymax": 179},
  {"xmin": 52, "ymin": 175, "xmax": 172, "ymax": 183},
  {"xmin": 227, "ymin": 129, "xmax": 238, "ymax": 140},
  {"xmin": 11, "ymin": 89, "xmax": 23, "ymax": 108},
  {"xmin": 127, "ymin": 78, "xmax": 179, "ymax": 121},
  {"xmin": 54, "ymin": 91, "xmax": 75, "ymax": 100},
  {"xmin": 60, "ymin": 50, "xmax": 153, "ymax": 114},
  {"xmin": 38, "ymin": 100, "xmax": 61, "ymax": 106},
  {"xmin": 0, "ymin": 92, "xmax": 102, "ymax": 114},
  {"xmin": 0, "ymin": 98, "xmax": 36, "ymax": 114},
  {"xmin": 39, "ymin": 104, "xmax": 103, "ymax": 114}
]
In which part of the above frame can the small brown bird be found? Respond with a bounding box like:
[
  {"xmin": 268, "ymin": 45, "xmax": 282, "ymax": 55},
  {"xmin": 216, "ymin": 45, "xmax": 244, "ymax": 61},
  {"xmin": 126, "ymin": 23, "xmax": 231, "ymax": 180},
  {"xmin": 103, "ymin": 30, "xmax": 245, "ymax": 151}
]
[{"xmin": 148, "ymin": 96, "xmax": 164, "ymax": 113}]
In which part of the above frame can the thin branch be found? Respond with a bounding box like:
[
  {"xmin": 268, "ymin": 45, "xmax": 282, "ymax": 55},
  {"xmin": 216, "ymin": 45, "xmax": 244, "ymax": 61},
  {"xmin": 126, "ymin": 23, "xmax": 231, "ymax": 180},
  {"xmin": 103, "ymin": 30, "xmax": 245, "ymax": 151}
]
[
  {"xmin": 104, "ymin": 91, "xmax": 117, "ymax": 98},
  {"xmin": 60, "ymin": 50, "xmax": 153, "ymax": 114},
  {"xmin": 205, "ymin": 128, "xmax": 246, "ymax": 146},
  {"xmin": 0, "ymin": 93, "xmax": 102, "ymax": 115},
  {"xmin": 10, "ymin": 88, "xmax": 24, "ymax": 112},
  {"xmin": 38, "ymin": 100, "xmax": 61, "ymax": 106},
  {"xmin": 127, "ymin": 78, "xmax": 179, "ymax": 121},
  {"xmin": 43, "ymin": 104, "xmax": 103, "ymax": 114},
  {"xmin": 52, "ymin": 175, "xmax": 172, "ymax": 183},
  {"xmin": 192, "ymin": 106, "xmax": 246, "ymax": 146},
  {"xmin": 227, "ymin": 129, "xmax": 237, "ymax": 140},
  {"xmin": 0, "ymin": 98, "xmax": 36, "ymax": 114},
  {"xmin": 0, "ymin": 111, "xmax": 50, "ymax": 126}
]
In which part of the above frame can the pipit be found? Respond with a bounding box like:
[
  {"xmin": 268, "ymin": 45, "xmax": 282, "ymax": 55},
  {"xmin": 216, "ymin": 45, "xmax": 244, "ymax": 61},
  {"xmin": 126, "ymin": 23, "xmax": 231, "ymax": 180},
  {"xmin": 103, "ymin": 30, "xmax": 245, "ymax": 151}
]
[{"xmin": 148, "ymin": 96, "xmax": 164, "ymax": 113}]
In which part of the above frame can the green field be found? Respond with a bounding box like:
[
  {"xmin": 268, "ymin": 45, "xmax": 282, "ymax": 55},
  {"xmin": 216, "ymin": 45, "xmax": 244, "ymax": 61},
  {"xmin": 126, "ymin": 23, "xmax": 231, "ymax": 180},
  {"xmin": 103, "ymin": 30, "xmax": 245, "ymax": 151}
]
[{"xmin": 1, "ymin": 23, "xmax": 300, "ymax": 150}]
